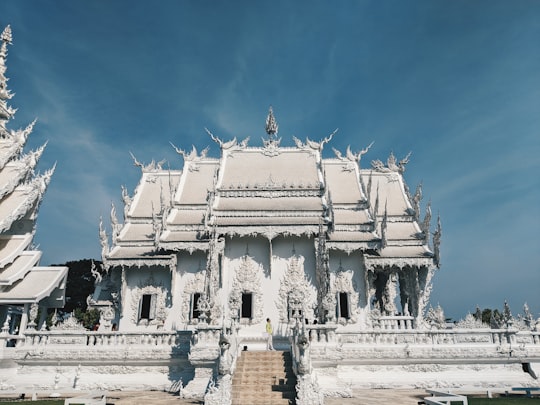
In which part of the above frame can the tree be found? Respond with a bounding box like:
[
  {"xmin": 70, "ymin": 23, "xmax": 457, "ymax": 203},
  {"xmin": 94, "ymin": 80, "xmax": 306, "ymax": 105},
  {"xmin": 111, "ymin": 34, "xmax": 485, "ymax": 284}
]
[{"xmin": 51, "ymin": 259, "xmax": 104, "ymax": 329}]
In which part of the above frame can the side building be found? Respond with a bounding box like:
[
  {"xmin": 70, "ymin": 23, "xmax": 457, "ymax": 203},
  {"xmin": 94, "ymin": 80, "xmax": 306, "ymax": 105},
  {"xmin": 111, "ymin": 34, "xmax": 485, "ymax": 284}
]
[{"xmin": 0, "ymin": 26, "xmax": 67, "ymax": 341}]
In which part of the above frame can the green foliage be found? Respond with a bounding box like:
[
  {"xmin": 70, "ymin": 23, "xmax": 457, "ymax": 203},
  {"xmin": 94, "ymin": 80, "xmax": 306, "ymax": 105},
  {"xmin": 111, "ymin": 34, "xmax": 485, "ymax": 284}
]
[
  {"xmin": 50, "ymin": 259, "xmax": 104, "ymax": 330},
  {"xmin": 472, "ymin": 307, "xmax": 502, "ymax": 327},
  {"xmin": 54, "ymin": 259, "xmax": 103, "ymax": 313},
  {"xmin": 73, "ymin": 308, "xmax": 101, "ymax": 330}
]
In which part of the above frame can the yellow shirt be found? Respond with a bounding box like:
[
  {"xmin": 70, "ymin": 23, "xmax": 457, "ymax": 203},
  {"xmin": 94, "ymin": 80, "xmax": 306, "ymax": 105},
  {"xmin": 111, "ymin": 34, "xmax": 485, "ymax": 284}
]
[{"xmin": 266, "ymin": 322, "xmax": 273, "ymax": 334}]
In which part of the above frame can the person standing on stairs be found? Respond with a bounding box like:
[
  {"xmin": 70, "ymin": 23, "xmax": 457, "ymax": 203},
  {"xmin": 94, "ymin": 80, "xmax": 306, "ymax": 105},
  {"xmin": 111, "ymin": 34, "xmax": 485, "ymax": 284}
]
[{"xmin": 265, "ymin": 318, "xmax": 275, "ymax": 350}]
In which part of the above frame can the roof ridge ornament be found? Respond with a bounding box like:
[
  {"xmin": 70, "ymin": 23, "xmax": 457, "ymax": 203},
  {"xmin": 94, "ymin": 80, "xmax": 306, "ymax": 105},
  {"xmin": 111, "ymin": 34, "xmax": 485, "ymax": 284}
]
[
  {"xmin": 171, "ymin": 142, "xmax": 209, "ymax": 161},
  {"xmin": 129, "ymin": 151, "xmax": 166, "ymax": 172},
  {"xmin": 371, "ymin": 151, "xmax": 412, "ymax": 174},
  {"xmin": 206, "ymin": 127, "xmax": 249, "ymax": 150}
]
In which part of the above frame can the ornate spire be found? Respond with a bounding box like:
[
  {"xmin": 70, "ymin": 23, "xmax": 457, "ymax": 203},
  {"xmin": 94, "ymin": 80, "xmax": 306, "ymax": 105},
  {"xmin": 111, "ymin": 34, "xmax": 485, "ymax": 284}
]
[
  {"xmin": 265, "ymin": 106, "xmax": 278, "ymax": 138},
  {"xmin": 0, "ymin": 25, "xmax": 15, "ymax": 137},
  {"xmin": 0, "ymin": 25, "xmax": 12, "ymax": 44}
]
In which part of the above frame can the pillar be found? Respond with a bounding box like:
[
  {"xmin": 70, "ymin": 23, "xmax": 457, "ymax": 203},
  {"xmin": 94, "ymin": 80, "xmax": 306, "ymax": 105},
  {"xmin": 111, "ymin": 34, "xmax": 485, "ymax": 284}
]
[
  {"xmin": 38, "ymin": 306, "xmax": 48, "ymax": 330},
  {"xmin": 18, "ymin": 303, "xmax": 29, "ymax": 335}
]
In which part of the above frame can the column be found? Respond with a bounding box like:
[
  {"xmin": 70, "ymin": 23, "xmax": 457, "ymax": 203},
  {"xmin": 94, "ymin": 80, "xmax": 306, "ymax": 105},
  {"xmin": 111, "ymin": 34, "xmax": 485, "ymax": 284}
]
[
  {"xmin": 38, "ymin": 306, "xmax": 48, "ymax": 330},
  {"xmin": 19, "ymin": 303, "xmax": 29, "ymax": 335}
]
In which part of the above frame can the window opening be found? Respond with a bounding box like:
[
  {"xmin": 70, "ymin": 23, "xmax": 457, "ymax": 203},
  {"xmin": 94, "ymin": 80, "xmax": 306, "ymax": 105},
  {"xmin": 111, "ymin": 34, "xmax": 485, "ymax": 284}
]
[
  {"xmin": 337, "ymin": 292, "xmax": 350, "ymax": 320},
  {"xmin": 241, "ymin": 292, "xmax": 253, "ymax": 318},
  {"xmin": 139, "ymin": 294, "xmax": 156, "ymax": 321},
  {"xmin": 191, "ymin": 292, "xmax": 201, "ymax": 320}
]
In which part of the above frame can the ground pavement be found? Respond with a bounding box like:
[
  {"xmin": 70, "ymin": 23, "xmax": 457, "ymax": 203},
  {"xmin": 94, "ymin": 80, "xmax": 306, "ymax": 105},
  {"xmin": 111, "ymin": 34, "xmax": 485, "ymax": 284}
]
[
  {"xmin": 81, "ymin": 389, "xmax": 426, "ymax": 404},
  {"xmin": 1, "ymin": 389, "xmax": 495, "ymax": 404}
]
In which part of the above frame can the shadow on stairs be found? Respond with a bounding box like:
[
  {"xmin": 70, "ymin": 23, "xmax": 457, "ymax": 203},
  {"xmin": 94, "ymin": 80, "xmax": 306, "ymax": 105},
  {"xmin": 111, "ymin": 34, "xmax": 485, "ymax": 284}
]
[{"xmin": 232, "ymin": 350, "xmax": 297, "ymax": 405}]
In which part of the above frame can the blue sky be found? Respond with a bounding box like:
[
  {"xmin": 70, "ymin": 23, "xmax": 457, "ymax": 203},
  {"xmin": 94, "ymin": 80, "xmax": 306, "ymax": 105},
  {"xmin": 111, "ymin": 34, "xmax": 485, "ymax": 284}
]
[{"xmin": 1, "ymin": 1, "xmax": 538, "ymax": 320}]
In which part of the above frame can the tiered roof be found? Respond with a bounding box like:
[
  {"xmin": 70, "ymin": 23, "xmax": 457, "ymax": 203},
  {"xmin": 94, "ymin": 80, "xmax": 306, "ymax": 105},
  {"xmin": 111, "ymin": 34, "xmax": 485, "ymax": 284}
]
[
  {"xmin": 102, "ymin": 108, "xmax": 440, "ymax": 273},
  {"xmin": 0, "ymin": 25, "xmax": 67, "ymax": 306}
]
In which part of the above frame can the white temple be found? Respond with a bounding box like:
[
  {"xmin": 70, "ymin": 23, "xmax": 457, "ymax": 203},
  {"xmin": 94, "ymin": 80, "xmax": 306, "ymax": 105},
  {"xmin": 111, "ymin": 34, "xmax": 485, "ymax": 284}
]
[
  {"xmin": 0, "ymin": 26, "xmax": 67, "ymax": 342},
  {"xmin": 0, "ymin": 24, "xmax": 538, "ymax": 404},
  {"xmin": 92, "ymin": 106, "xmax": 440, "ymax": 335}
]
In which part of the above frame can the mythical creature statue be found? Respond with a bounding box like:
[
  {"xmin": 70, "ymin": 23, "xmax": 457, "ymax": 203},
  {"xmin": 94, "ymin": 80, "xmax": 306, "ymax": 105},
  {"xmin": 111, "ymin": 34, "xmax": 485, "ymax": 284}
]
[
  {"xmin": 217, "ymin": 334, "xmax": 232, "ymax": 376},
  {"xmin": 296, "ymin": 334, "xmax": 311, "ymax": 375}
]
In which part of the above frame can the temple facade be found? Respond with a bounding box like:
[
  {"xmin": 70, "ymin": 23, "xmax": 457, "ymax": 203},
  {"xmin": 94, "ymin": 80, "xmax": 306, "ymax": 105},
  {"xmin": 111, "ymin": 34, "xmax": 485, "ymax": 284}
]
[
  {"xmin": 92, "ymin": 107, "xmax": 441, "ymax": 337},
  {"xmin": 0, "ymin": 26, "xmax": 67, "ymax": 339}
]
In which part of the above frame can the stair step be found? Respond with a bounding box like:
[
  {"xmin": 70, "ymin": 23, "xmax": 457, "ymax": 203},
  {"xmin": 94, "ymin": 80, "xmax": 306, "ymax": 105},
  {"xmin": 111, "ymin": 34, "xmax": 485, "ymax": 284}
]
[{"xmin": 233, "ymin": 350, "xmax": 296, "ymax": 405}]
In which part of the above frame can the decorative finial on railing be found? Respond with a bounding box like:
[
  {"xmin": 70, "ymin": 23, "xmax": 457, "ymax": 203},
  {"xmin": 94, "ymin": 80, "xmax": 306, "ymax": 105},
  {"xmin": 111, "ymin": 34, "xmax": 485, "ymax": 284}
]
[{"xmin": 265, "ymin": 106, "xmax": 278, "ymax": 138}]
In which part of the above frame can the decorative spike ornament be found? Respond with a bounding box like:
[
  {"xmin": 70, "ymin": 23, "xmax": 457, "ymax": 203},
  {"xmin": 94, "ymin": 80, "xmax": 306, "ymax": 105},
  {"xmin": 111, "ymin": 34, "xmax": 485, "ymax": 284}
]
[
  {"xmin": 422, "ymin": 201, "xmax": 432, "ymax": 244},
  {"xmin": 265, "ymin": 106, "xmax": 278, "ymax": 138},
  {"xmin": 412, "ymin": 182, "xmax": 423, "ymax": 221},
  {"xmin": 433, "ymin": 214, "xmax": 442, "ymax": 268},
  {"xmin": 381, "ymin": 201, "xmax": 388, "ymax": 249},
  {"xmin": 99, "ymin": 216, "xmax": 110, "ymax": 259}
]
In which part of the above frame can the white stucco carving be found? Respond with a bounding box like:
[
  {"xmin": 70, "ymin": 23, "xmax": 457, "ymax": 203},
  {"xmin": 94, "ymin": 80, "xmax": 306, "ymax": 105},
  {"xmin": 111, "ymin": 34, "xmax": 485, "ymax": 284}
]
[
  {"xmin": 130, "ymin": 274, "xmax": 168, "ymax": 326},
  {"xmin": 277, "ymin": 254, "xmax": 317, "ymax": 322},
  {"xmin": 331, "ymin": 269, "xmax": 359, "ymax": 323},
  {"xmin": 180, "ymin": 271, "xmax": 205, "ymax": 324},
  {"xmin": 228, "ymin": 255, "xmax": 264, "ymax": 323}
]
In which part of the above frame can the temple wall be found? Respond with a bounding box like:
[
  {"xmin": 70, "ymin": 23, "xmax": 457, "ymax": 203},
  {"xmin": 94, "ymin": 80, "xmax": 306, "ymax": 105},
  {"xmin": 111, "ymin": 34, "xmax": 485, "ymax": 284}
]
[
  {"xmin": 328, "ymin": 251, "xmax": 369, "ymax": 328},
  {"xmin": 221, "ymin": 235, "xmax": 317, "ymax": 336},
  {"xmin": 222, "ymin": 236, "xmax": 270, "ymax": 335},
  {"xmin": 272, "ymin": 235, "xmax": 317, "ymax": 331},
  {"xmin": 120, "ymin": 266, "xmax": 172, "ymax": 331},
  {"xmin": 172, "ymin": 250, "xmax": 207, "ymax": 330}
]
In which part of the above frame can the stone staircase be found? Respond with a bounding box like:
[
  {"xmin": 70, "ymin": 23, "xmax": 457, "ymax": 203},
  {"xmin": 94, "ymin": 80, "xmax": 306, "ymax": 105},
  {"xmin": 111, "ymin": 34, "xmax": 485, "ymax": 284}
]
[{"xmin": 232, "ymin": 350, "xmax": 297, "ymax": 405}]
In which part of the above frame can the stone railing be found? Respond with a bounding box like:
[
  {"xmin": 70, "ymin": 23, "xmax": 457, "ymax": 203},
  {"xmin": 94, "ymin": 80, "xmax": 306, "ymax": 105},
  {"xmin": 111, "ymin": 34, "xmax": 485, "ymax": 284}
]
[
  {"xmin": 290, "ymin": 321, "xmax": 325, "ymax": 405},
  {"xmin": 190, "ymin": 324, "xmax": 222, "ymax": 347},
  {"xmin": 375, "ymin": 315, "xmax": 415, "ymax": 330},
  {"xmin": 19, "ymin": 329, "xmax": 192, "ymax": 348},
  {"xmin": 335, "ymin": 329, "xmax": 540, "ymax": 346},
  {"xmin": 0, "ymin": 332, "xmax": 25, "ymax": 348},
  {"xmin": 305, "ymin": 324, "xmax": 338, "ymax": 344},
  {"xmin": 6, "ymin": 327, "xmax": 539, "ymax": 351}
]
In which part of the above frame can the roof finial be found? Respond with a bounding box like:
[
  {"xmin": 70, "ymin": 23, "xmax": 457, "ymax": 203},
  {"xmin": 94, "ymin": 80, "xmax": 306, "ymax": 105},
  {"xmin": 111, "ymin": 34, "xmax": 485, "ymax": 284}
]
[{"xmin": 265, "ymin": 106, "xmax": 278, "ymax": 138}]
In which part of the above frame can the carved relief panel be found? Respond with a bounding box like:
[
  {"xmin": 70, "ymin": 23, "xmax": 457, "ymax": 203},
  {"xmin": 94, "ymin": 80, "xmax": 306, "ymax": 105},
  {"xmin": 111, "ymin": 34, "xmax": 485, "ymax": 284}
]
[
  {"xmin": 180, "ymin": 271, "xmax": 206, "ymax": 324},
  {"xmin": 228, "ymin": 255, "xmax": 264, "ymax": 324},
  {"xmin": 130, "ymin": 273, "xmax": 168, "ymax": 326},
  {"xmin": 332, "ymin": 268, "xmax": 359, "ymax": 324},
  {"xmin": 277, "ymin": 254, "xmax": 317, "ymax": 323}
]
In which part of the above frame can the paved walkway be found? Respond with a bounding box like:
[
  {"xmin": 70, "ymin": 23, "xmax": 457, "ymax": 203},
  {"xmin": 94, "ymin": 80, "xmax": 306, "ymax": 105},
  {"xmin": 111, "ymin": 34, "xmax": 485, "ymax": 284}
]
[
  {"xmin": 98, "ymin": 389, "xmax": 426, "ymax": 404},
  {"xmin": 0, "ymin": 389, "xmax": 485, "ymax": 404}
]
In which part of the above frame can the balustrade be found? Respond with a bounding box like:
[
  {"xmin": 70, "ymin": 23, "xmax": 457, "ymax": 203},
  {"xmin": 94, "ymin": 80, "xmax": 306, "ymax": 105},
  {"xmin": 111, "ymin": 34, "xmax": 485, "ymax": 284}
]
[
  {"xmin": 334, "ymin": 329, "xmax": 540, "ymax": 348},
  {"xmin": 306, "ymin": 324, "xmax": 338, "ymax": 344},
  {"xmin": 376, "ymin": 316, "xmax": 415, "ymax": 330},
  {"xmin": 19, "ymin": 330, "xmax": 191, "ymax": 348},
  {"xmin": 5, "ymin": 327, "xmax": 540, "ymax": 350}
]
